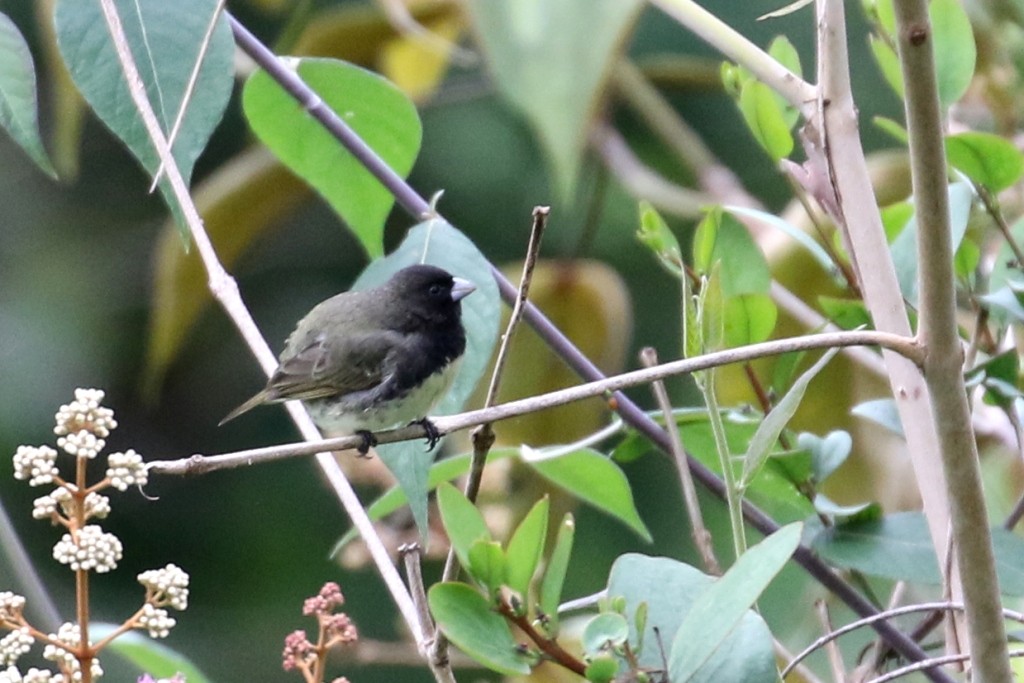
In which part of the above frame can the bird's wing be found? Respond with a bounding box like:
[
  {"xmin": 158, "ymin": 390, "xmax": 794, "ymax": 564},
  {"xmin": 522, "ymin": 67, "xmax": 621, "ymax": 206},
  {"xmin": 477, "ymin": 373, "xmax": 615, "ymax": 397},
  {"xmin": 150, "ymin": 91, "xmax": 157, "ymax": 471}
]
[{"xmin": 267, "ymin": 330, "xmax": 404, "ymax": 401}]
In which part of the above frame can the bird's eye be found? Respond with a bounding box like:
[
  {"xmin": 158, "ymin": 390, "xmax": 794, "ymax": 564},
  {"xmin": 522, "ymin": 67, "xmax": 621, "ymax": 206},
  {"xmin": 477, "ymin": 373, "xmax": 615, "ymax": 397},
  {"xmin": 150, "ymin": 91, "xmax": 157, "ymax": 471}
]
[{"xmin": 429, "ymin": 284, "xmax": 443, "ymax": 296}]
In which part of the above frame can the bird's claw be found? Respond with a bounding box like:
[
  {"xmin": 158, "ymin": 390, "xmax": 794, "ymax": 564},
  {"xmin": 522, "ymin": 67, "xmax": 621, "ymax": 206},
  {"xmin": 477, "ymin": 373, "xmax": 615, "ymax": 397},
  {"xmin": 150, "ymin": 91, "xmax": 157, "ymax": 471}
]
[
  {"xmin": 355, "ymin": 430, "xmax": 378, "ymax": 457},
  {"xmin": 410, "ymin": 418, "xmax": 442, "ymax": 451}
]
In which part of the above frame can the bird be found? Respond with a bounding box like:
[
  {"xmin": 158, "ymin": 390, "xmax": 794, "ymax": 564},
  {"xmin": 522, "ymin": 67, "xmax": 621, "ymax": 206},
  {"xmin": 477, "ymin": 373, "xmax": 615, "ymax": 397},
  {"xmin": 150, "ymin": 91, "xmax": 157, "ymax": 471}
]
[{"xmin": 220, "ymin": 264, "xmax": 476, "ymax": 454}]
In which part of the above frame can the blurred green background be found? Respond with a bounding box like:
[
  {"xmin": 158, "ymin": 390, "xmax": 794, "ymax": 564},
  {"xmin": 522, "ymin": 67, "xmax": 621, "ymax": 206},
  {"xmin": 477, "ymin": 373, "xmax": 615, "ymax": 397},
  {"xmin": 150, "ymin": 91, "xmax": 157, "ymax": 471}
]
[{"xmin": 0, "ymin": 0, "xmax": 904, "ymax": 680}]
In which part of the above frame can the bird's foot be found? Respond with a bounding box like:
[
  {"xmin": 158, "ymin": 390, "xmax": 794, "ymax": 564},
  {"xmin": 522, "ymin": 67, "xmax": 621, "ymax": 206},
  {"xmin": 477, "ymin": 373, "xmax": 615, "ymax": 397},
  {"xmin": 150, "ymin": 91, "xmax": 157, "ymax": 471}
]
[
  {"xmin": 410, "ymin": 418, "xmax": 442, "ymax": 451},
  {"xmin": 355, "ymin": 430, "xmax": 378, "ymax": 457}
]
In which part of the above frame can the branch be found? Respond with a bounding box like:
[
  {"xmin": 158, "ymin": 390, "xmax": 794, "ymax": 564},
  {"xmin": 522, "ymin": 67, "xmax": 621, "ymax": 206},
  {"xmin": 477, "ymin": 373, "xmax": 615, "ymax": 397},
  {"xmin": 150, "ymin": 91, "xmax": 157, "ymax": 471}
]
[
  {"xmin": 148, "ymin": 330, "xmax": 918, "ymax": 476},
  {"xmin": 894, "ymin": 1, "xmax": 1013, "ymax": 678},
  {"xmin": 647, "ymin": 0, "xmax": 817, "ymax": 118}
]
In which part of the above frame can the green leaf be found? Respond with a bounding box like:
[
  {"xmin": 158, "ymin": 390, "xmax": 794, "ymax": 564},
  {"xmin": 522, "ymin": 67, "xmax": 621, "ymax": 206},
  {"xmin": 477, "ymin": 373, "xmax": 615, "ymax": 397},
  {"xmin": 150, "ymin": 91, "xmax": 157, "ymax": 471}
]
[
  {"xmin": 890, "ymin": 182, "xmax": 973, "ymax": 305},
  {"xmin": 331, "ymin": 449, "xmax": 519, "ymax": 556},
  {"xmin": 55, "ymin": 0, "xmax": 233, "ymax": 233},
  {"xmin": 468, "ymin": 539, "xmax": 508, "ymax": 594},
  {"xmin": 584, "ymin": 655, "xmax": 619, "ymax": 683},
  {"xmin": 946, "ymin": 132, "xmax": 1024, "ymax": 193},
  {"xmin": 539, "ymin": 513, "xmax": 575, "ymax": 631},
  {"xmin": 817, "ymin": 296, "xmax": 872, "ymax": 330},
  {"xmin": 681, "ymin": 417, "xmax": 815, "ymax": 523},
  {"xmin": 798, "ymin": 430, "xmax": 853, "ymax": 484},
  {"xmin": 524, "ymin": 447, "xmax": 651, "ymax": 541},
  {"xmin": 437, "ymin": 482, "xmax": 492, "ymax": 572},
  {"xmin": 725, "ymin": 205, "xmax": 835, "ymax": 276},
  {"xmin": 637, "ymin": 201, "xmax": 683, "ymax": 276},
  {"xmin": 852, "ymin": 398, "xmax": 904, "ymax": 437},
  {"xmin": 682, "ymin": 261, "xmax": 701, "ymax": 360},
  {"xmin": 741, "ymin": 349, "xmax": 840, "ymax": 488},
  {"xmin": 709, "ymin": 211, "xmax": 772, "ymax": 297},
  {"xmin": 980, "ymin": 282, "xmax": 1024, "ymax": 324},
  {"xmin": 429, "ymin": 582, "xmax": 533, "ymax": 675},
  {"xmin": 737, "ymin": 80, "xmax": 794, "ymax": 161},
  {"xmin": 354, "ymin": 219, "xmax": 501, "ymax": 539},
  {"xmin": 810, "ymin": 512, "xmax": 937, "ymax": 583},
  {"xmin": 771, "ymin": 349, "xmax": 807, "ymax": 395},
  {"xmin": 813, "ymin": 495, "xmax": 880, "ymax": 524},
  {"xmin": 723, "ymin": 293, "xmax": 777, "ymax": 347},
  {"xmin": 91, "ymin": 624, "xmax": 212, "ymax": 683},
  {"xmin": 868, "ymin": 35, "xmax": 904, "ymax": 99},
  {"xmin": 669, "ymin": 523, "xmax": 803, "ymax": 682},
  {"xmin": 767, "ymin": 36, "xmax": 802, "ymax": 127},
  {"xmin": 880, "ymin": 201, "xmax": 914, "ymax": 242},
  {"xmin": 467, "ymin": 0, "xmax": 644, "ymax": 199},
  {"xmin": 243, "ymin": 58, "xmax": 420, "ymax": 257},
  {"xmin": 692, "ymin": 207, "xmax": 719, "ymax": 276},
  {"xmin": 966, "ymin": 349, "xmax": 1021, "ymax": 410},
  {"xmin": 504, "ymin": 497, "xmax": 550, "ymax": 600},
  {"xmin": 0, "ymin": 12, "xmax": 56, "ymax": 177},
  {"xmin": 608, "ymin": 554, "xmax": 776, "ymax": 683},
  {"xmin": 954, "ymin": 237, "xmax": 980, "ymax": 281},
  {"xmin": 931, "ymin": 0, "xmax": 976, "ymax": 108},
  {"xmin": 582, "ymin": 612, "xmax": 630, "ymax": 655},
  {"xmin": 872, "ymin": 115, "xmax": 909, "ymax": 144}
]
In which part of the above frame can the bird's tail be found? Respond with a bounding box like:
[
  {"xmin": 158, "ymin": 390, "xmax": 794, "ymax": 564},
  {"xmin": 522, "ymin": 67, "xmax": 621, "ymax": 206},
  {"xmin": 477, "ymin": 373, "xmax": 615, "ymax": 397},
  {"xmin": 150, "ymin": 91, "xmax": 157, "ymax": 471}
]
[{"xmin": 218, "ymin": 390, "xmax": 272, "ymax": 426}]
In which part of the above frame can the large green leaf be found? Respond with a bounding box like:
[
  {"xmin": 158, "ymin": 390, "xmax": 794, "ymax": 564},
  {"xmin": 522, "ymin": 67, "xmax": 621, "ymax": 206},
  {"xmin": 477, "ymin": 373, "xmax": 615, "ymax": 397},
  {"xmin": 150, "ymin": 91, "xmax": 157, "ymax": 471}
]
[
  {"xmin": 722, "ymin": 293, "xmax": 777, "ymax": 347},
  {"xmin": 607, "ymin": 554, "xmax": 776, "ymax": 683},
  {"xmin": 669, "ymin": 523, "xmax": 802, "ymax": 681},
  {"xmin": 467, "ymin": 0, "xmax": 643, "ymax": 198},
  {"xmin": 0, "ymin": 12, "xmax": 55, "ymax": 177},
  {"xmin": 523, "ymin": 446, "xmax": 651, "ymax": 541},
  {"xmin": 809, "ymin": 512, "xmax": 1024, "ymax": 594},
  {"xmin": 243, "ymin": 58, "xmax": 421, "ymax": 258},
  {"xmin": 55, "ymin": 0, "xmax": 233, "ymax": 232},
  {"xmin": 429, "ymin": 582, "xmax": 533, "ymax": 675},
  {"xmin": 708, "ymin": 209, "xmax": 772, "ymax": 297},
  {"xmin": 353, "ymin": 219, "xmax": 500, "ymax": 539}
]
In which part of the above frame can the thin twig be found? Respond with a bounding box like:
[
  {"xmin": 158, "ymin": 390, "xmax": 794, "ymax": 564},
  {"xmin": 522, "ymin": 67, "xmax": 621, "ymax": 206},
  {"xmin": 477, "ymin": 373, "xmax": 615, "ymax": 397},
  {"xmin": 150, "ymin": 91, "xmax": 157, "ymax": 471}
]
[
  {"xmin": 814, "ymin": 600, "xmax": 847, "ymax": 683},
  {"xmin": 864, "ymin": 650, "xmax": 1024, "ymax": 683},
  {"xmin": 641, "ymin": 347, "xmax": 720, "ymax": 575},
  {"xmin": 149, "ymin": 0, "xmax": 226, "ymax": 190},
  {"xmin": 783, "ymin": 601, "xmax": 1024, "ymax": 677},
  {"xmin": 432, "ymin": 206, "xmax": 548, "ymax": 669},
  {"xmin": 97, "ymin": 0, "xmax": 426, "ymax": 656},
  {"xmin": 148, "ymin": 329, "xmax": 921, "ymax": 476}
]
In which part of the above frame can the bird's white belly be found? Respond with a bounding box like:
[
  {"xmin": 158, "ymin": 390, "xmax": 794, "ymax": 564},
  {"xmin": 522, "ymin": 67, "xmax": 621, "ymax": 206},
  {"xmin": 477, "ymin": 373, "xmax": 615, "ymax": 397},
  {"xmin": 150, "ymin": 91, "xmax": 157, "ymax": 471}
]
[{"xmin": 306, "ymin": 361, "xmax": 460, "ymax": 436}]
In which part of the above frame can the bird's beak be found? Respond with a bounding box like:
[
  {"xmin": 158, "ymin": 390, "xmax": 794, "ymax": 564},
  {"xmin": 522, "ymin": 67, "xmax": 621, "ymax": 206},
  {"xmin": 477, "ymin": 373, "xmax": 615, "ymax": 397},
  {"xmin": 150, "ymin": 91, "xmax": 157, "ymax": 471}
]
[{"xmin": 451, "ymin": 277, "xmax": 476, "ymax": 302}]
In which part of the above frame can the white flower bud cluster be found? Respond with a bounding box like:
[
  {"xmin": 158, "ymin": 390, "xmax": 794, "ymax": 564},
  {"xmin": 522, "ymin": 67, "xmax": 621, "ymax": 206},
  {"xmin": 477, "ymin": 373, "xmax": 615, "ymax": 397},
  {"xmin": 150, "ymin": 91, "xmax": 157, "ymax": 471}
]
[
  {"xmin": 53, "ymin": 389, "xmax": 116, "ymax": 439},
  {"xmin": 52, "ymin": 526, "xmax": 122, "ymax": 573},
  {"xmin": 42, "ymin": 624, "xmax": 101, "ymax": 682},
  {"xmin": 137, "ymin": 604, "xmax": 175, "ymax": 639},
  {"xmin": 138, "ymin": 565, "xmax": 189, "ymax": 611},
  {"xmin": 0, "ymin": 666, "xmax": 66, "ymax": 683},
  {"xmin": 104, "ymin": 450, "xmax": 147, "ymax": 491},
  {"xmin": 0, "ymin": 628, "xmax": 32, "ymax": 667},
  {"xmin": 12, "ymin": 446, "xmax": 58, "ymax": 487},
  {"xmin": 0, "ymin": 593, "xmax": 25, "ymax": 622},
  {"xmin": 55, "ymin": 432, "xmax": 102, "ymax": 461}
]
